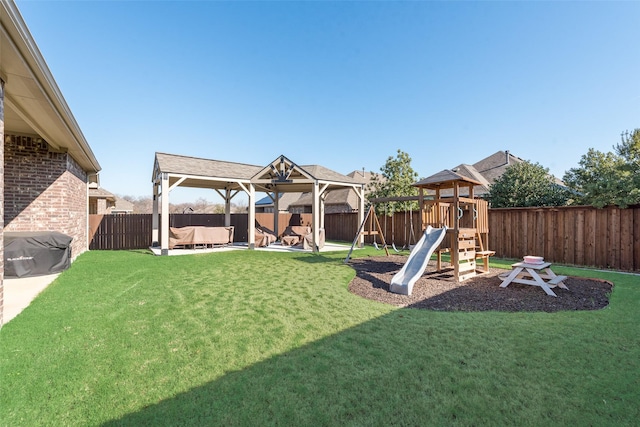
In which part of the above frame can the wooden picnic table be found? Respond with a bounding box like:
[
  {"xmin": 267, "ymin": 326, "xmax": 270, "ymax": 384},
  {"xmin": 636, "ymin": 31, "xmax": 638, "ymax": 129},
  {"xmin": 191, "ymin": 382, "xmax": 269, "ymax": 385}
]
[{"xmin": 499, "ymin": 261, "xmax": 568, "ymax": 297}]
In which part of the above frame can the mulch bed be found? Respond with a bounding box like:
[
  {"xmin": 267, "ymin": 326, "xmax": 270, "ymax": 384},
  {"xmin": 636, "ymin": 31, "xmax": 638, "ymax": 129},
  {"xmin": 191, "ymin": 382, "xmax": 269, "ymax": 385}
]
[{"xmin": 347, "ymin": 255, "xmax": 612, "ymax": 312}]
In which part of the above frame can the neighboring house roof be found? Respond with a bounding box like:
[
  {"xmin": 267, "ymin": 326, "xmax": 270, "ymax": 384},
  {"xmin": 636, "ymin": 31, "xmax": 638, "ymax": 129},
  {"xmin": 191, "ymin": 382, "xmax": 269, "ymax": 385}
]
[
  {"xmin": 112, "ymin": 196, "xmax": 134, "ymax": 213},
  {"xmin": 1, "ymin": 1, "xmax": 100, "ymax": 176},
  {"xmin": 287, "ymin": 193, "xmax": 311, "ymax": 208},
  {"xmin": 471, "ymin": 150, "xmax": 523, "ymax": 185},
  {"xmin": 347, "ymin": 170, "xmax": 376, "ymax": 184},
  {"xmin": 256, "ymin": 195, "xmax": 272, "ymax": 206},
  {"xmin": 299, "ymin": 165, "xmax": 362, "ymax": 185},
  {"xmin": 88, "ymin": 187, "xmax": 116, "ymax": 202},
  {"xmin": 423, "ymin": 150, "xmax": 563, "ymax": 197},
  {"xmin": 89, "ymin": 188, "xmax": 133, "ymax": 212},
  {"xmin": 473, "ymin": 150, "xmax": 565, "ymax": 187},
  {"xmin": 256, "ymin": 192, "xmax": 305, "ymax": 210},
  {"xmin": 290, "ymin": 170, "xmax": 379, "ymax": 210},
  {"xmin": 290, "ymin": 188, "xmax": 356, "ymax": 209},
  {"xmin": 439, "ymin": 150, "xmax": 523, "ymax": 197}
]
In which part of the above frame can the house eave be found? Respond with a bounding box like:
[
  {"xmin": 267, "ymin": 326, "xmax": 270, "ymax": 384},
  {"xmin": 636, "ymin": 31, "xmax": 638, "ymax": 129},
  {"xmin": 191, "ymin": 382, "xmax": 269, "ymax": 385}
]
[{"xmin": 1, "ymin": 0, "xmax": 100, "ymax": 174}]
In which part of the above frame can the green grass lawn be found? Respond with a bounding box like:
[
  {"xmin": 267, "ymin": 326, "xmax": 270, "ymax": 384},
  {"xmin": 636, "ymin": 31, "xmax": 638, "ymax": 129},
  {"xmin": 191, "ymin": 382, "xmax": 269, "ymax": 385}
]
[{"xmin": 1, "ymin": 248, "xmax": 639, "ymax": 426}]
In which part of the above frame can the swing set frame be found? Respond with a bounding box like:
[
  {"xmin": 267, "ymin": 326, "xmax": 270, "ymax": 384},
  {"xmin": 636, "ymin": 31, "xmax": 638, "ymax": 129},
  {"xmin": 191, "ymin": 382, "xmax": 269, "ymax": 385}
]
[
  {"xmin": 344, "ymin": 204, "xmax": 389, "ymax": 262},
  {"xmin": 344, "ymin": 197, "xmax": 419, "ymax": 263}
]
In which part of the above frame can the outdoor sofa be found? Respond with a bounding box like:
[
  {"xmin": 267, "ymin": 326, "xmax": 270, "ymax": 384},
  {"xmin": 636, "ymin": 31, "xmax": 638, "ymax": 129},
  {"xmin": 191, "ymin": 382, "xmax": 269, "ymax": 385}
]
[{"xmin": 169, "ymin": 226, "xmax": 234, "ymax": 249}]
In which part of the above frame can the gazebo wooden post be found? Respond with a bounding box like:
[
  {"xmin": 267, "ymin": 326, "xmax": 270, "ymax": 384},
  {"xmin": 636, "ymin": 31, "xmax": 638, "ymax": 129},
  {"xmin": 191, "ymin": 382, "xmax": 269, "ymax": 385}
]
[
  {"xmin": 224, "ymin": 188, "xmax": 232, "ymax": 227},
  {"xmin": 435, "ymin": 187, "xmax": 442, "ymax": 272},
  {"xmin": 311, "ymin": 181, "xmax": 320, "ymax": 253},
  {"xmin": 152, "ymin": 183, "xmax": 159, "ymax": 246},
  {"xmin": 357, "ymin": 185, "xmax": 365, "ymax": 248},
  {"xmin": 320, "ymin": 193, "xmax": 326, "ymax": 229},
  {"xmin": 273, "ymin": 191, "xmax": 280, "ymax": 237},
  {"xmin": 160, "ymin": 172, "xmax": 170, "ymax": 255},
  {"xmin": 418, "ymin": 188, "xmax": 424, "ymax": 233},
  {"xmin": 247, "ymin": 183, "xmax": 256, "ymax": 249},
  {"xmin": 452, "ymin": 181, "xmax": 460, "ymax": 280}
]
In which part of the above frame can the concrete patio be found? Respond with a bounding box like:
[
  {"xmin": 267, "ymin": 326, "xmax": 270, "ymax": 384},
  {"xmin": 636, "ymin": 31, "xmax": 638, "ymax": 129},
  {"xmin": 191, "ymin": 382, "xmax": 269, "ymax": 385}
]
[
  {"xmin": 148, "ymin": 241, "xmax": 354, "ymax": 256},
  {"xmin": 3, "ymin": 273, "xmax": 60, "ymax": 324}
]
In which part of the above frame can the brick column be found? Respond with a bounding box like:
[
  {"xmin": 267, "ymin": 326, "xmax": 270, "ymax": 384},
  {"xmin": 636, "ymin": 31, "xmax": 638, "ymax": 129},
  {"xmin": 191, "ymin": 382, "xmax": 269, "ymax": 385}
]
[{"xmin": 1, "ymin": 78, "xmax": 5, "ymax": 327}]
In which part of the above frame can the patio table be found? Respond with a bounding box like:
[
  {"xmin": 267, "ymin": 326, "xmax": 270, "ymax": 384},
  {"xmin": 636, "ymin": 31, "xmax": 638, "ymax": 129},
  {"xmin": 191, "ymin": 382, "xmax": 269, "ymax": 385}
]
[{"xmin": 499, "ymin": 261, "xmax": 568, "ymax": 297}]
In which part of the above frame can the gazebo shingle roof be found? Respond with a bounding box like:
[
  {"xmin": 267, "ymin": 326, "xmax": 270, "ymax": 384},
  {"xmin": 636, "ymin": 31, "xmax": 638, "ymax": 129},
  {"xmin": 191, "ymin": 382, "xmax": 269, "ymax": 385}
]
[
  {"xmin": 154, "ymin": 153, "xmax": 361, "ymax": 186},
  {"xmin": 297, "ymin": 165, "xmax": 361, "ymax": 185},
  {"xmin": 154, "ymin": 152, "xmax": 263, "ymax": 180}
]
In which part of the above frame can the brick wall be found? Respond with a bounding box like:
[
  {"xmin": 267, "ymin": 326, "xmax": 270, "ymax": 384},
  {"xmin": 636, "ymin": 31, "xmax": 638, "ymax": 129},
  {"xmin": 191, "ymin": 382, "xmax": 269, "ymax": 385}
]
[
  {"xmin": 89, "ymin": 198, "xmax": 112, "ymax": 215},
  {"xmin": 4, "ymin": 134, "xmax": 88, "ymax": 258},
  {"xmin": 89, "ymin": 198, "xmax": 97, "ymax": 215},
  {"xmin": 1, "ymin": 80, "xmax": 5, "ymax": 326},
  {"xmin": 97, "ymin": 198, "xmax": 108, "ymax": 214}
]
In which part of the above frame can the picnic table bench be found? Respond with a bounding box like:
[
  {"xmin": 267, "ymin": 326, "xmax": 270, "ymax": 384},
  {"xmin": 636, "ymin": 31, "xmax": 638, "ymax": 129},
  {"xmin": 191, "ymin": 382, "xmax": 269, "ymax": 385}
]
[{"xmin": 499, "ymin": 261, "xmax": 568, "ymax": 297}]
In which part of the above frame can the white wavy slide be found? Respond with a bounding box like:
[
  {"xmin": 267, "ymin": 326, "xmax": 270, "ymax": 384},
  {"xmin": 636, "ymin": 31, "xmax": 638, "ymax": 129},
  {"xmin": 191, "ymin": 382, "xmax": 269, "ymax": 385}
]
[{"xmin": 389, "ymin": 226, "xmax": 447, "ymax": 296}]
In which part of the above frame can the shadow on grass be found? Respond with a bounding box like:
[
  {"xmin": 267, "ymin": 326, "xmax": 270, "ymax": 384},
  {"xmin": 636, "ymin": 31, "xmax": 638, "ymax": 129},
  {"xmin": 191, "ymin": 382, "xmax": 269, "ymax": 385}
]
[
  {"xmin": 292, "ymin": 254, "xmax": 345, "ymax": 264},
  {"xmin": 127, "ymin": 249, "xmax": 156, "ymax": 256},
  {"xmin": 99, "ymin": 288, "xmax": 626, "ymax": 427},
  {"xmin": 99, "ymin": 310, "xmax": 516, "ymax": 426}
]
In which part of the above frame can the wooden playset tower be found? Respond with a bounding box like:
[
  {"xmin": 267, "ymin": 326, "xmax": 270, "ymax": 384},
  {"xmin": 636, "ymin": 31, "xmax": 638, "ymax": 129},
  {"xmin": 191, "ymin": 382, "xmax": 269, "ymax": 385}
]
[{"xmin": 414, "ymin": 170, "xmax": 494, "ymax": 282}]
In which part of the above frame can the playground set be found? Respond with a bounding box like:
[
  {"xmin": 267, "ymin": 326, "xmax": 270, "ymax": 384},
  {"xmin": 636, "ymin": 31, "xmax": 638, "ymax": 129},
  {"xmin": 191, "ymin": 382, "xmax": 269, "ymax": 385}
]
[
  {"xmin": 346, "ymin": 169, "xmax": 495, "ymax": 295},
  {"xmin": 414, "ymin": 170, "xmax": 495, "ymax": 283}
]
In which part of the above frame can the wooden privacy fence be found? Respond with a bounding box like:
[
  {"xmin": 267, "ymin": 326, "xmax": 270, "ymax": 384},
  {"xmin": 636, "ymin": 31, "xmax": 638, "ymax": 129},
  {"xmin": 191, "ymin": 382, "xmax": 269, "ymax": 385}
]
[
  {"xmin": 360, "ymin": 210, "xmax": 422, "ymax": 247},
  {"xmin": 89, "ymin": 205, "xmax": 639, "ymax": 272},
  {"xmin": 89, "ymin": 214, "xmax": 154, "ymax": 250},
  {"xmin": 489, "ymin": 205, "xmax": 640, "ymax": 272},
  {"xmin": 255, "ymin": 213, "xmax": 313, "ymax": 237},
  {"xmin": 90, "ymin": 213, "xmax": 310, "ymax": 250},
  {"xmin": 89, "ymin": 214, "xmax": 250, "ymax": 250},
  {"xmin": 89, "ymin": 212, "xmax": 369, "ymax": 250}
]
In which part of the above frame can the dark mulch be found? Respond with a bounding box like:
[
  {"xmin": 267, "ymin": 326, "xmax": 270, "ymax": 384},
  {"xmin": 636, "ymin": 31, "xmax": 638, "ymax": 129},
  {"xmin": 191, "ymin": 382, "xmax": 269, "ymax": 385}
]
[{"xmin": 347, "ymin": 255, "xmax": 612, "ymax": 312}]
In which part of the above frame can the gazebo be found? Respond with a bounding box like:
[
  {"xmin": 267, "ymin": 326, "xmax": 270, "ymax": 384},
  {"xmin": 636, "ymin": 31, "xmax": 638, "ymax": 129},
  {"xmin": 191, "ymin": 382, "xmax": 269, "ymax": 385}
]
[{"xmin": 151, "ymin": 153, "xmax": 366, "ymax": 255}]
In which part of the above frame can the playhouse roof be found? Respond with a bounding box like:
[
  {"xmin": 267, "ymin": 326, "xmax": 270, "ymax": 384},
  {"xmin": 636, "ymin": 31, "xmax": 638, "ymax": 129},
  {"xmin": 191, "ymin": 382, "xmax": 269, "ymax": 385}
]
[{"xmin": 413, "ymin": 169, "xmax": 483, "ymax": 190}]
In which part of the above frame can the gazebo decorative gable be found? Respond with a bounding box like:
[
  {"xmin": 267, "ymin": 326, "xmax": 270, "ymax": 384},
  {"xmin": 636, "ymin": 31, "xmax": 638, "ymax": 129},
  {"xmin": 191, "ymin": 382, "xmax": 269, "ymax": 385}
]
[{"xmin": 252, "ymin": 155, "xmax": 316, "ymax": 192}]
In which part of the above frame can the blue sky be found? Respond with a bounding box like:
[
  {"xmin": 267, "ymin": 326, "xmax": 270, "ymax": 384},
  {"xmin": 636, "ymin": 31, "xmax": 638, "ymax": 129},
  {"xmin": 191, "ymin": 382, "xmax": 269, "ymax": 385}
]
[{"xmin": 15, "ymin": 0, "xmax": 640, "ymax": 204}]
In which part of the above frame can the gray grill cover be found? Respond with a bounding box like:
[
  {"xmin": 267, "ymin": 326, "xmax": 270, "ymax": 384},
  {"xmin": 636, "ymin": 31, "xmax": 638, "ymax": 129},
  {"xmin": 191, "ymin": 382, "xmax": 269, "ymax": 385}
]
[{"xmin": 4, "ymin": 231, "xmax": 72, "ymax": 278}]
